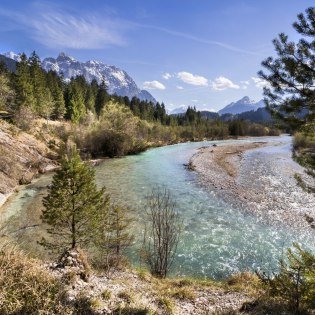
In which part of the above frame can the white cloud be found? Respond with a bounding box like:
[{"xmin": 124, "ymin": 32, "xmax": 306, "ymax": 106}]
[
  {"xmin": 176, "ymin": 86, "xmax": 184, "ymax": 90},
  {"xmin": 143, "ymin": 80, "xmax": 166, "ymax": 90},
  {"xmin": 191, "ymin": 99, "xmax": 199, "ymax": 103},
  {"xmin": 251, "ymin": 76, "xmax": 270, "ymax": 89},
  {"xmin": 211, "ymin": 76, "xmax": 240, "ymax": 91},
  {"xmin": 177, "ymin": 71, "xmax": 208, "ymax": 86},
  {"xmin": 162, "ymin": 72, "xmax": 172, "ymax": 80},
  {"xmin": 0, "ymin": 4, "xmax": 128, "ymax": 49},
  {"xmin": 240, "ymin": 80, "xmax": 250, "ymax": 90}
]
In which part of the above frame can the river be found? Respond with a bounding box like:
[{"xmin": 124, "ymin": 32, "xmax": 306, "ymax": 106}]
[{"xmin": 1, "ymin": 135, "xmax": 314, "ymax": 279}]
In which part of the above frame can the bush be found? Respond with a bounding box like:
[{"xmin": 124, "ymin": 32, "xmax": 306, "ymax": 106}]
[{"xmin": 257, "ymin": 243, "xmax": 315, "ymax": 313}]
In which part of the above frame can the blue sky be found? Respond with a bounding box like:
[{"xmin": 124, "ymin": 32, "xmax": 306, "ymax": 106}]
[{"xmin": 0, "ymin": 0, "xmax": 313, "ymax": 111}]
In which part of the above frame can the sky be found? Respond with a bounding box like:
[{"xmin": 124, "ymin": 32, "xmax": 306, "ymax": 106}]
[{"xmin": 0, "ymin": 0, "xmax": 313, "ymax": 112}]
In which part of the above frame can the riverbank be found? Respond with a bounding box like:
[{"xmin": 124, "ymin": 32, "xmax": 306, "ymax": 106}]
[
  {"xmin": 190, "ymin": 139, "xmax": 315, "ymax": 232},
  {"xmin": 0, "ymin": 120, "xmax": 58, "ymax": 209}
]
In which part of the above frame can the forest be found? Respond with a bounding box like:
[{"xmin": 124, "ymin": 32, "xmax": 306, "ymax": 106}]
[{"xmin": 0, "ymin": 52, "xmax": 280, "ymax": 158}]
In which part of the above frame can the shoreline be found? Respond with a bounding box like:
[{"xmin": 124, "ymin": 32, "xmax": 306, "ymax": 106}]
[
  {"xmin": 190, "ymin": 140, "xmax": 315, "ymax": 232},
  {"xmin": 0, "ymin": 135, "xmax": 279, "ymax": 213}
]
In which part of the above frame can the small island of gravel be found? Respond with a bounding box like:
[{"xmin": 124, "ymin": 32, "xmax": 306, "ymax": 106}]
[{"xmin": 189, "ymin": 139, "xmax": 315, "ymax": 232}]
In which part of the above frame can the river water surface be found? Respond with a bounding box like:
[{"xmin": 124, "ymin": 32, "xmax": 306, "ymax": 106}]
[{"xmin": 1, "ymin": 135, "xmax": 314, "ymax": 279}]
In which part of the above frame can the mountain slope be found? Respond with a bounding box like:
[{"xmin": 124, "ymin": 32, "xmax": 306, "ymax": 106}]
[
  {"xmin": 169, "ymin": 105, "xmax": 187, "ymax": 115},
  {"xmin": 218, "ymin": 96, "xmax": 265, "ymax": 115},
  {"xmin": 2, "ymin": 52, "xmax": 156, "ymax": 103},
  {"xmin": 0, "ymin": 54, "xmax": 17, "ymax": 72},
  {"xmin": 41, "ymin": 53, "xmax": 156, "ymax": 102}
]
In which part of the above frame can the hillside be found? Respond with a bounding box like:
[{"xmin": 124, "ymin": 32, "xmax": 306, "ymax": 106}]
[
  {"xmin": 0, "ymin": 54, "xmax": 17, "ymax": 72},
  {"xmin": 0, "ymin": 120, "xmax": 57, "ymax": 207}
]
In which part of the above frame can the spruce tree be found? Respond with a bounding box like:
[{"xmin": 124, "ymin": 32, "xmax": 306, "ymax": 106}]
[{"xmin": 40, "ymin": 148, "xmax": 105, "ymax": 251}]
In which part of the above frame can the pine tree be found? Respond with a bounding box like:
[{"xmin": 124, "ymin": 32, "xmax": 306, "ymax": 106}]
[
  {"xmin": 40, "ymin": 148, "xmax": 105, "ymax": 251},
  {"xmin": 259, "ymin": 7, "xmax": 315, "ymax": 131},
  {"xmin": 65, "ymin": 80, "xmax": 86, "ymax": 123},
  {"xmin": 85, "ymin": 86, "xmax": 96, "ymax": 115},
  {"xmin": 95, "ymin": 80, "xmax": 109, "ymax": 116},
  {"xmin": 258, "ymin": 243, "xmax": 315, "ymax": 312},
  {"xmin": 94, "ymin": 199, "xmax": 133, "ymax": 270},
  {"xmin": 259, "ymin": 7, "xmax": 315, "ymax": 191},
  {"xmin": 107, "ymin": 204, "xmax": 134, "ymax": 256},
  {"xmin": 46, "ymin": 71, "xmax": 66, "ymax": 119},
  {"xmin": 14, "ymin": 53, "xmax": 35, "ymax": 110},
  {"xmin": 29, "ymin": 51, "xmax": 48, "ymax": 116}
]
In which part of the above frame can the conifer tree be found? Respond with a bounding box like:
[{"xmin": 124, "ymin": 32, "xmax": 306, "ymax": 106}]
[
  {"xmin": 29, "ymin": 51, "xmax": 47, "ymax": 116},
  {"xmin": 259, "ymin": 7, "xmax": 315, "ymax": 130},
  {"xmin": 94, "ymin": 200, "xmax": 133, "ymax": 270},
  {"xmin": 65, "ymin": 80, "xmax": 86, "ymax": 123},
  {"xmin": 107, "ymin": 204, "xmax": 134, "ymax": 256},
  {"xmin": 0, "ymin": 72, "xmax": 14, "ymax": 111},
  {"xmin": 46, "ymin": 70, "xmax": 66, "ymax": 119},
  {"xmin": 14, "ymin": 53, "xmax": 35, "ymax": 110},
  {"xmin": 95, "ymin": 80, "xmax": 109, "ymax": 116},
  {"xmin": 40, "ymin": 148, "xmax": 105, "ymax": 251}
]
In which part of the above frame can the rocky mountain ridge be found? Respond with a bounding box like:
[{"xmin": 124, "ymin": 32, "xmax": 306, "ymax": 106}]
[
  {"xmin": 2, "ymin": 51, "xmax": 156, "ymax": 103},
  {"xmin": 218, "ymin": 96, "xmax": 265, "ymax": 115}
]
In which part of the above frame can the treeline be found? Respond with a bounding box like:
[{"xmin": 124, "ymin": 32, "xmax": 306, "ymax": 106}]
[{"xmin": 0, "ymin": 51, "xmax": 280, "ymax": 158}]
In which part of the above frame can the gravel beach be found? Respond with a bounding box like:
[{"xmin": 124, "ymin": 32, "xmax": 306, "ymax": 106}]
[{"xmin": 190, "ymin": 140, "xmax": 315, "ymax": 233}]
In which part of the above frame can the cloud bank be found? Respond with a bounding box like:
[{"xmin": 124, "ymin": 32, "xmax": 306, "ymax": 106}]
[
  {"xmin": 177, "ymin": 71, "xmax": 208, "ymax": 86},
  {"xmin": 143, "ymin": 80, "xmax": 166, "ymax": 90},
  {"xmin": 211, "ymin": 76, "xmax": 240, "ymax": 91}
]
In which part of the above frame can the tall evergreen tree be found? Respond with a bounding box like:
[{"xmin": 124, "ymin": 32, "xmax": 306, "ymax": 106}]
[
  {"xmin": 40, "ymin": 148, "xmax": 105, "ymax": 251},
  {"xmin": 95, "ymin": 80, "xmax": 109, "ymax": 116},
  {"xmin": 14, "ymin": 53, "xmax": 35, "ymax": 110},
  {"xmin": 46, "ymin": 71, "xmax": 66, "ymax": 119},
  {"xmin": 65, "ymin": 80, "xmax": 86, "ymax": 123},
  {"xmin": 29, "ymin": 51, "xmax": 48, "ymax": 116}
]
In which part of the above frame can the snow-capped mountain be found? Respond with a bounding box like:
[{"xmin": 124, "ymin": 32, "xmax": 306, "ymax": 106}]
[
  {"xmin": 218, "ymin": 96, "xmax": 265, "ymax": 115},
  {"xmin": 3, "ymin": 51, "xmax": 21, "ymax": 62},
  {"xmin": 169, "ymin": 105, "xmax": 187, "ymax": 115},
  {"xmin": 3, "ymin": 52, "xmax": 156, "ymax": 103},
  {"xmin": 42, "ymin": 53, "xmax": 156, "ymax": 102}
]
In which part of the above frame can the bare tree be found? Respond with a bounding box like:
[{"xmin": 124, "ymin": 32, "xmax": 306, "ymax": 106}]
[{"xmin": 142, "ymin": 187, "xmax": 182, "ymax": 278}]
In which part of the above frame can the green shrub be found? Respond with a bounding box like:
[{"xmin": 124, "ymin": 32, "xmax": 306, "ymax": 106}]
[{"xmin": 258, "ymin": 243, "xmax": 315, "ymax": 313}]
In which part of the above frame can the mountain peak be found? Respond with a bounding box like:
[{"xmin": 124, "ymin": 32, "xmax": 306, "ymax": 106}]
[
  {"xmin": 3, "ymin": 51, "xmax": 21, "ymax": 62},
  {"xmin": 41, "ymin": 53, "xmax": 156, "ymax": 103},
  {"xmin": 239, "ymin": 96, "xmax": 255, "ymax": 104},
  {"xmin": 218, "ymin": 96, "xmax": 264, "ymax": 115},
  {"xmin": 56, "ymin": 52, "xmax": 75, "ymax": 62}
]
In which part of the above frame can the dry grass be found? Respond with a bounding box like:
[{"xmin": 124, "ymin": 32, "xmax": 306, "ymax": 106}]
[
  {"xmin": 0, "ymin": 243, "xmax": 69, "ymax": 315},
  {"xmin": 226, "ymin": 272, "xmax": 262, "ymax": 296}
]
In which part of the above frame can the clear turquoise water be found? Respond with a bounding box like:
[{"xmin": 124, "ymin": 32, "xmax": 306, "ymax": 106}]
[
  {"xmin": 1, "ymin": 135, "xmax": 314, "ymax": 279},
  {"xmin": 94, "ymin": 136, "xmax": 314, "ymax": 278}
]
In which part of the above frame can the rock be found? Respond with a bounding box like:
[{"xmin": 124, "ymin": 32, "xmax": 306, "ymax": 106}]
[{"xmin": 55, "ymin": 248, "xmax": 91, "ymax": 282}]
